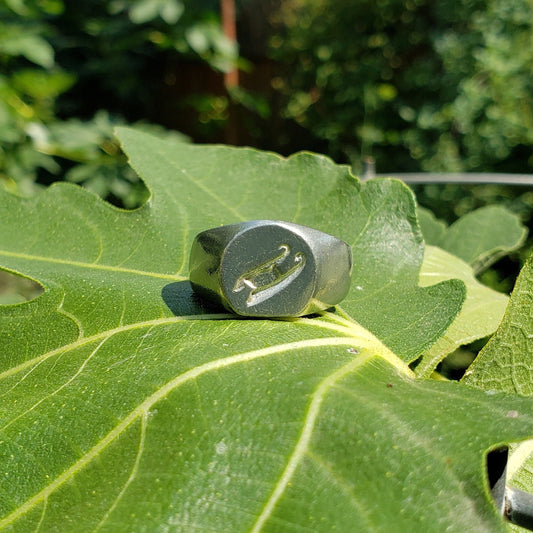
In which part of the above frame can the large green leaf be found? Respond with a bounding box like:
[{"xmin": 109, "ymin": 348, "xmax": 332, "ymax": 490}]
[
  {"xmin": 1, "ymin": 128, "xmax": 533, "ymax": 531},
  {"xmin": 463, "ymin": 253, "xmax": 533, "ymax": 396},
  {"xmin": 416, "ymin": 246, "xmax": 509, "ymax": 377},
  {"xmin": 417, "ymin": 206, "xmax": 447, "ymax": 245},
  {"xmin": 418, "ymin": 205, "xmax": 527, "ymax": 275},
  {"xmin": 463, "ymin": 255, "xmax": 533, "ymax": 532},
  {"xmin": 416, "ymin": 204, "xmax": 525, "ymax": 379}
]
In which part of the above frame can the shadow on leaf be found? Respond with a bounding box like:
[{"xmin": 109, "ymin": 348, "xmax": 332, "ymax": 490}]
[{"xmin": 161, "ymin": 280, "xmax": 226, "ymax": 317}]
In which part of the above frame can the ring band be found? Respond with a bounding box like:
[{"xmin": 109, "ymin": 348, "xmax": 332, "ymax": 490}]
[{"xmin": 189, "ymin": 220, "xmax": 352, "ymax": 317}]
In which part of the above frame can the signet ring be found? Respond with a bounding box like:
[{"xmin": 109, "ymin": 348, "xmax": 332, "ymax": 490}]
[{"xmin": 189, "ymin": 220, "xmax": 352, "ymax": 317}]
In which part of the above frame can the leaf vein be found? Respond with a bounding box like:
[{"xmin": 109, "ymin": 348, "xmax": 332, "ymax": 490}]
[
  {"xmin": 307, "ymin": 450, "xmax": 379, "ymax": 532},
  {"xmin": 159, "ymin": 150, "xmax": 246, "ymax": 221},
  {"xmin": 0, "ymin": 251, "xmax": 185, "ymax": 281},
  {"xmin": 1, "ymin": 312, "xmax": 379, "ymax": 385},
  {"xmin": 94, "ymin": 411, "xmax": 148, "ymax": 532},
  {"xmin": 249, "ymin": 351, "xmax": 375, "ymax": 532},
  {"xmin": 1, "ymin": 335, "xmax": 111, "ymax": 433}
]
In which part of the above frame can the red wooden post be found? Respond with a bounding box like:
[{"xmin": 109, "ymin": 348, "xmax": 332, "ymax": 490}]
[{"xmin": 221, "ymin": 0, "xmax": 239, "ymax": 89}]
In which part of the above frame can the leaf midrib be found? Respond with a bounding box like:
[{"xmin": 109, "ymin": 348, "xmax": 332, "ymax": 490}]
[{"xmin": 1, "ymin": 311, "xmax": 410, "ymax": 384}]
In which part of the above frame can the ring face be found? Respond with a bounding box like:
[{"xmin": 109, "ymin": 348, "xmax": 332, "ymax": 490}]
[
  {"xmin": 220, "ymin": 223, "xmax": 316, "ymax": 316},
  {"xmin": 189, "ymin": 220, "xmax": 352, "ymax": 317}
]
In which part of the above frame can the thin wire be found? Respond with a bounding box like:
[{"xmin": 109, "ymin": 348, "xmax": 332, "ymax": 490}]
[{"xmin": 371, "ymin": 173, "xmax": 533, "ymax": 185}]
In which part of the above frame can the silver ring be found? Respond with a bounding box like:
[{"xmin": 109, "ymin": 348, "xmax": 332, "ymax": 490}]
[{"xmin": 189, "ymin": 220, "xmax": 352, "ymax": 317}]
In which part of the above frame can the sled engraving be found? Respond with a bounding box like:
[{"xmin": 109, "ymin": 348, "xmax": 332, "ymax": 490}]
[{"xmin": 232, "ymin": 245, "xmax": 306, "ymax": 306}]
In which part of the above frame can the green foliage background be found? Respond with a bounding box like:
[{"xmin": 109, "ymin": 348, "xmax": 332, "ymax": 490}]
[
  {"xmin": 271, "ymin": 0, "xmax": 533, "ymax": 175},
  {"xmin": 2, "ymin": 0, "xmax": 533, "ymax": 192},
  {"xmin": 0, "ymin": 0, "xmax": 229, "ymax": 204},
  {"xmin": 2, "ymin": 0, "xmax": 533, "ymax": 285}
]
